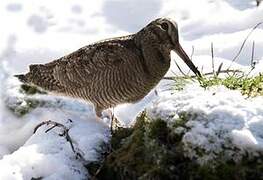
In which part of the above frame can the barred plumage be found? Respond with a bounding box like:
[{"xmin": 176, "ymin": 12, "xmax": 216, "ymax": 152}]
[{"xmin": 15, "ymin": 18, "xmax": 201, "ymax": 116}]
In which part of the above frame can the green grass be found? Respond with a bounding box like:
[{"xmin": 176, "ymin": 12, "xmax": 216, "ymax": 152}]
[
  {"xmin": 171, "ymin": 73, "xmax": 263, "ymax": 97},
  {"xmin": 198, "ymin": 74, "xmax": 263, "ymax": 97}
]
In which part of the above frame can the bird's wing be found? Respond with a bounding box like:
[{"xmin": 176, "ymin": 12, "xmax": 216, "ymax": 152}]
[{"xmin": 49, "ymin": 41, "xmax": 135, "ymax": 89}]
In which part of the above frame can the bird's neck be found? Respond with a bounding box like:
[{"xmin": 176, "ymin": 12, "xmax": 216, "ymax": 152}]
[
  {"xmin": 135, "ymin": 39, "xmax": 171, "ymax": 79},
  {"xmin": 134, "ymin": 32, "xmax": 171, "ymax": 78},
  {"xmin": 145, "ymin": 46, "xmax": 170, "ymax": 78}
]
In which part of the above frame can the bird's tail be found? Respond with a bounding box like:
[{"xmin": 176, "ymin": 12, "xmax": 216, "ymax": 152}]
[
  {"xmin": 14, "ymin": 64, "xmax": 62, "ymax": 92},
  {"xmin": 14, "ymin": 65, "xmax": 40, "ymax": 83},
  {"xmin": 14, "ymin": 74, "xmax": 27, "ymax": 83}
]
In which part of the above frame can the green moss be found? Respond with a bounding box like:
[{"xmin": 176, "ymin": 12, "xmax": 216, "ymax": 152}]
[
  {"xmin": 111, "ymin": 127, "xmax": 133, "ymax": 149},
  {"xmin": 7, "ymin": 98, "xmax": 41, "ymax": 117},
  {"xmin": 171, "ymin": 73, "xmax": 263, "ymax": 97},
  {"xmin": 175, "ymin": 112, "xmax": 197, "ymax": 127},
  {"xmin": 94, "ymin": 112, "xmax": 150, "ymax": 179},
  {"xmin": 20, "ymin": 84, "xmax": 47, "ymax": 95},
  {"xmin": 192, "ymin": 158, "xmax": 263, "ymax": 180},
  {"xmin": 6, "ymin": 84, "xmax": 47, "ymax": 116},
  {"xmin": 92, "ymin": 111, "xmax": 263, "ymax": 180},
  {"xmin": 198, "ymin": 74, "xmax": 263, "ymax": 97},
  {"xmin": 148, "ymin": 119, "xmax": 168, "ymax": 143},
  {"xmin": 172, "ymin": 76, "xmax": 191, "ymax": 91},
  {"xmin": 94, "ymin": 112, "xmax": 189, "ymax": 179}
]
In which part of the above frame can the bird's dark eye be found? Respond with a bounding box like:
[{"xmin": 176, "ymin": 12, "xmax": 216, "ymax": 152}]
[{"xmin": 160, "ymin": 22, "xmax": 169, "ymax": 31}]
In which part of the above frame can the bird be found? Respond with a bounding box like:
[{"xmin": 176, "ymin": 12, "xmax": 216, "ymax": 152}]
[{"xmin": 15, "ymin": 17, "xmax": 201, "ymax": 117}]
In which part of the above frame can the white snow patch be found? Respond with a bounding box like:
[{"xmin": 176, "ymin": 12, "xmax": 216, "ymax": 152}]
[
  {"xmin": 0, "ymin": 62, "xmax": 110, "ymax": 179},
  {"xmin": 147, "ymin": 84, "xmax": 263, "ymax": 164}
]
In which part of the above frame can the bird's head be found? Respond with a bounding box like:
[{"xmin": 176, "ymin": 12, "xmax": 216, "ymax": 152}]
[{"xmin": 141, "ymin": 18, "xmax": 201, "ymax": 77}]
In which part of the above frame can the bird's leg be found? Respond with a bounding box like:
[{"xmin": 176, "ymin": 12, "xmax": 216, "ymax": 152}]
[
  {"xmin": 95, "ymin": 107, "xmax": 105, "ymax": 122},
  {"xmin": 103, "ymin": 109, "xmax": 115, "ymax": 133},
  {"xmin": 95, "ymin": 108, "xmax": 102, "ymax": 118},
  {"xmin": 106, "ymin": 108, "xmax": 121, "ymax": 133},
  {"xmin": 102, "ymin": 109, "xmax": 113, "ymax": 119},
  {"xmin": 96, "ymin": 107, "xmax": 120, "ymax": 133},
  {"xmin": 101, "ymin": 109, "xmax": 115, "ymax": 133}
]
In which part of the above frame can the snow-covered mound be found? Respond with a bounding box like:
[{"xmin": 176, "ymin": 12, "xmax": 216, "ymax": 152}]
[
  {"xmin": 93, "ymin": 82, "xmax": 263, "ymax": 179},
  {"xmin": 0, "ymin": 111, "xmax": 109, "ymax": 180},
  {"xmin": 0, "ymin": 63, "xmax": 110, "ymax": 179},
  {"xmin": 148, "ymin": 84, "xmax": 263, "ymax": 164}
]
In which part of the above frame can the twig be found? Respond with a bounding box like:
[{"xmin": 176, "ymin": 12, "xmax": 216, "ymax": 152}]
[
  {"xmin": 110, "ymin": 108, "xmax": 115, "ymax": 133},
  {"xmin": 90, "ymin": 158, "xmax": 106, "ymax": 180},
  {"xmin": 188, "ymin": 46, "xmax": 195, "ymax": 77},
  {"xmin": 108, "ymin": 108, "xmax": 121, "ymax": 134},
  {"xmin": 227, "ymin": 22, "xmax": 263, "ymax": 69},
  {"xmin": 174, "ymin": 61, "xmax": 187, "ymax": 76},
  {"xmin": 216, "ymin": 63, "xmax": 223, "ymax": 76},
  {"xmin": 211, "ymin": 42, "xmax": 215, "ymax": 75},
  {"xmin": 190, "ymin": 46, "xmax": 195, "ymax": 61},
  {"xmin": 171, "ymin": 70, "xmax": 178, "ymax": 76},
  {"xmin": 244, "ymin": 41, "xmax": 257, "ymax": 78},
  {"xmin": 186, "ymin": 69, "xmax": 191, "ymax": 76},
  {"xmin": 162, "ymin": 77, "xmax": 184, "ymax": 80},
  {"xmin": 160, "ymin": 87, "xmax": 175, "ymax": 92},
  {"xmin": 201, "ymin": 66, "xmax": 204, "ymax": 74},
  {"xmin": 154, "ymin": 89, "xmax": 159, "ymax": 96},
  {"xmin": 34, "ymin": 120, "xmax": 84, "ymax": 160},
  {"xmin": 162, "ymin": 69, "xmax": 242, "ymax": 80},
  {"xmin": 251, "ymin": 41, "xmax": 256, "ymax": 69}
]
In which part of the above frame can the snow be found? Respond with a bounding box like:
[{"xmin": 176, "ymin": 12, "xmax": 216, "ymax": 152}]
[
  {"xmin": 0, "ymin": 62, "xmax": 110, "ymax": 179},
  {"xmin": 147, "ymin": 84, "xmax": 263, "ymax": 164},
  {"xmin": 0, "ymin": 0, "xmax": 263, "ymax": 179},
  {"xmin": 162, "ymin": 0, "xmax": 263, "ymax": 66}
]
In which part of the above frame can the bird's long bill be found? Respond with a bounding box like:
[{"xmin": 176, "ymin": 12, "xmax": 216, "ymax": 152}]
[{"xmin": 175, "ymin": 44, "xmax": 201, "ymax": 77}]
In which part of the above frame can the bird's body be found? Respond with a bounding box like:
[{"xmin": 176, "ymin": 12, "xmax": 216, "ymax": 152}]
[{"xmin": 16, "ymin": 18, "xmax": 200, "ymax": 116}]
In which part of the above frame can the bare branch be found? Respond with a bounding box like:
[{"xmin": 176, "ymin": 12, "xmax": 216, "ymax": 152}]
[
  {"xmin": 174, "ymin": 61, "xmax": 187, "ymax": 76},
  {"xmin": 251, "ymin": 41, "xmax": 256, "ymax": 69},
  {"xmin": 34, "ymin": 120, "xmax": 84, "ymax": 160},
  {"xmin": 171, "ymin": 70, "xmax": 178, "ymax": 76},
  {"xmin": 216, "ymin": 63, "xmax": 223, "ymax": 76},
  {"xmin": 228, "ymin": 22, "xmax": 263, "ymax": 69},
  {"xmin": 211, "ymin": 42, "xmax": 215, "ymax": 75},
  {"xmin": 190, "ymin": 46, "xmax": 195, "ymax": 61},
  {"xmin": 162, "ymin": 69, "xmax": 242, "ymax": 80}
]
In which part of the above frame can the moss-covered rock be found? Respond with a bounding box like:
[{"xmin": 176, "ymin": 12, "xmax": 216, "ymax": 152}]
[
  {"xmin": 92, "ymin": 111, "xmax": 263, "ymax": 180},
  {"xmin": 20, "ymin": 84, "xmax": 47, "ymax": 95},
  {"xmin": 5, "ymin": 84, "xmax": 47, "ymax": 117},
  {"xmin": 6, "ymin": 98, "xmax": 42, "ymax": 117}
]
